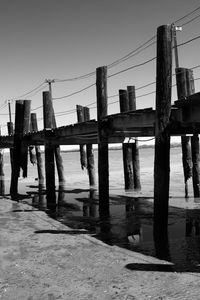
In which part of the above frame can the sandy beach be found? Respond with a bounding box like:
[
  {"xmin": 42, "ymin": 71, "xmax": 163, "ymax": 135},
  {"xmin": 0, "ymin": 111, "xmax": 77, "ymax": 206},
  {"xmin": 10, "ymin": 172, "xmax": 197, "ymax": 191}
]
[
  {"xmin": 1, "ymin": 197, "xmax": 200, "ymax": 300},
  {"xmin": 1, "ymin": 147, "xmax": 200, "ymax": 299}
]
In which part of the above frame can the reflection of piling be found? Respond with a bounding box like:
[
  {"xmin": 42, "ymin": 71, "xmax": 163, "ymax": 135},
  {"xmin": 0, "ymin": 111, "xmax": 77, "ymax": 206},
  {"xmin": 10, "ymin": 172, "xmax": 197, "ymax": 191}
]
[
  {"xmin": 154, "ymin": 25, "xmax": 173, "ymax": 239},
  {"xmin": 84, "ymin": 107, "xmax": 96, "ymax": 187},
  {"xmin": 96, "ymin": 66, "xmax": 109, "ymax": 217},
  {"xmin": 83, "ymin": 189, "xmax": 97, "ymax": 218},
  {"xmin": 31, "ymin": 113, "xmax": 45, "ymax": 189},
  {"xmin": 43, "ymin": 91, "xmax": 56, "ymax": 209},
  {"xmin": 127, "ymin": 86, "xmax": 141, "ymax": 190},
  {"xmin": 119, "ymin": 89, "xmax": 134, "ymax": 190}
]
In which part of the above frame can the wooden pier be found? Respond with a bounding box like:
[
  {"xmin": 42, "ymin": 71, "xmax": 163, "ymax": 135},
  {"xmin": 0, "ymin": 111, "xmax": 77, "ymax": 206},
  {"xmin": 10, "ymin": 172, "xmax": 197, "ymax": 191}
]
[{"xmin": 1, "ymin": 24, "xmax": 200, "ymax": 238}]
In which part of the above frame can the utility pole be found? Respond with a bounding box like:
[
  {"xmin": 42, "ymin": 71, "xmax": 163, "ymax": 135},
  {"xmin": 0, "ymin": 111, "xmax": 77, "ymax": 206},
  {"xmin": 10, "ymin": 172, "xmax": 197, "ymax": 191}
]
[
  {"xmin": 173, "ymin": 25, "xmax": 182, "ymax": 68},
  {"xmin": 8, "ymin": 100, "xmax": 12, "ymax": 123},
  {"xmin": 45, "ymin": 79, "xmax": 55, "ymax": 100}
]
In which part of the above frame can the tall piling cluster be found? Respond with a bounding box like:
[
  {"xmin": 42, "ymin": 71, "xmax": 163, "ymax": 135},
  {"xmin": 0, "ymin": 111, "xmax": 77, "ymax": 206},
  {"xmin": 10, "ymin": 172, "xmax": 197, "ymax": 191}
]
[{"xmin": 0, "ymin": 23, "xmax": 199, "ymax": 240}]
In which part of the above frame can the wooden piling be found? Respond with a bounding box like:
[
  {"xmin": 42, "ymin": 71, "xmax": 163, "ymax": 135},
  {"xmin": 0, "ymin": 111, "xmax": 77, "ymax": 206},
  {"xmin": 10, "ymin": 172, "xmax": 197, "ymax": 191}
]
[
  {"xmin": 83, "ymin": 106, "xmax": 96, "ymax": 187},
  {"xmin": 51, "ymin": 114, "xmax": 66, "ymax": 189},
  {"xmin": 76, "ymin": 105, "xmax": 87, "ymax": 170},
  {"xmin": 0, "ymin": 129, "xmax": 5, "ymax": 195},
  {"xmin": 186, "ymin": 69, "xmax": 200, "ymax": 197},
  {"xmin": 119, "ymin": 89, "xmax": 134, "ymax": 190},
  {"xmin": 154, "ymin": 25, "xmax": 173, "ymax": 239},
  {"xmin": 31, "ymin": 113, "xmax": 45, "ymax": 188},
  {"xmin": 20, "ymin": 100, "xmax": 31, "ymax": 178},
  {"xmin": 10, "ymin": 100, "xmax": 24, "ymax": 197},
  {"xmin": 96, "ymin": 66, "xmax": 109, "ymax": 216},
  {"xmin": 127, "ymin": 86, "xmax": 141, "ymax": 190},
  {"xmin": 7, "ymin": 121, "xmax": 14, "ymax": 172},
  {"xmin": 175, "ymin": 68, "xmax": 192, "ymax": 197},
  {"xmin": 43, "ymin": 91, "xmax": 56, "ymax": 209}
]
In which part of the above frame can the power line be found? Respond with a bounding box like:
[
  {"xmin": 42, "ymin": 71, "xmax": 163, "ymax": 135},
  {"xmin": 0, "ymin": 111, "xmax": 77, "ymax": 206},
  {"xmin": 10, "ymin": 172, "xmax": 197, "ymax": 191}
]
[
  {"xmin": 108, "ymin": 57, "xmax": 156, "ymax": 78},
  {"xmin": 8, "ymin": 81, "xmax": 47, "ymax": 101},
  {"xmin": 54, "ymin": 71, "xmax": 96, "ymax": 83},
  {"xmin": 52, "ymin": 83, "xmax": 95, "ymax": 101},
  {"xmin": 31, "ymin": 104, "xmax": 43, "ymax": 112},
  {"xmin": 33, "ymin": 7, "xmax": 200, "ymax": 85},
  {"xmin": 173, "ymin": 6, "xmax": 200, "ymax": 24},
  {"xmin": 181, "ymin": 12, "xmax": 200, "ymax": 27},
  {"xmin": 108, "ymin": 37, "xmax": 156, "ymax": 69},
  {"xmin": 177, "ymin": 34, "xmax": 200, "ymax": 48}
]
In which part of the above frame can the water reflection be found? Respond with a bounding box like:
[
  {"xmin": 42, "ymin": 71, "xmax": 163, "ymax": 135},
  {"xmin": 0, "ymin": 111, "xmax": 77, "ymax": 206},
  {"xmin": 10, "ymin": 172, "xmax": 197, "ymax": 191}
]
[
  {"xmin": 186, "ymin": 209, "xmax": 200, "ymax": 236},
  {"xmin": 32, "ymin": 193, "xmax": 46, "ymax": 210},
  {"xmin": 83, "ymin": 189, "xmax": 97, "ymax": 218},
  {"xmin": 27, "ymin": 189, "xmax": 200, "ymax": 272},
  {"xmin": 126, "ymin": 198, "xmax": 142, "ymax": 246}
]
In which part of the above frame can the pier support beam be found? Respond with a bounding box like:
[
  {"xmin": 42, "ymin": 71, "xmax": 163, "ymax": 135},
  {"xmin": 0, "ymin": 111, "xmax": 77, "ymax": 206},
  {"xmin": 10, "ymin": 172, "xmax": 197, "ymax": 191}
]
[
  {"xmin": 187, "ymin": 69, "xmax": 200, "ymax": 197},
  {"xmin": 84, "ymin": 106, "xmax": 96, "ymax": 187},
  {"xmin": 0, "ymin": 129, "xmax": 5, "ymax": 196},
  {"xmin": 176, "ymin": 68, "xmax": 192, "ymax": 197},
  {"xmin": 154, "ymin": 25, "xmax": 173, "ymax": 239},
  {"xmin": 119, "ymin": 89, "xmax": 134, "ymax": 190},
  {"xmin": 96, "ymin": 66, "xmax": 109, "ymax": 217},
  {"xmin": 31, "ymin": 113, "xmax": 45, "ymax": 189},
  {"xmin": 10, "ymin": 100, "xmax": 24, "ymax": 197},
  {"xmin": 7, "ymin": 121, "xmax": 14, "ymax": 172},
  {"xmin": 10, "ymin": 100, "xmax": 31, "ymax": 197},
  {"xmin": 43, "ymin": 91, "xmax": 56, "ymax": 209},
  {"xmin": 127, "ymin": 85, "xmax": 141, "ymax": 190},
  {"xmin": 20, "ymin": 100, "xmax": 31, "ymax": 178},
  {"xmin": 76, "ymin": 105, "xmax": 87, "ymax": 170},
  {"xmin": 52, "ymin": 115, "xmax": 66, "ymax": 189}
]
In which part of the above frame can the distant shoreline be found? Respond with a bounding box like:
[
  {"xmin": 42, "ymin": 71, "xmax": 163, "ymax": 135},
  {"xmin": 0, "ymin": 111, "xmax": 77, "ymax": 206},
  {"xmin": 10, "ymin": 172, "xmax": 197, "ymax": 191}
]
[{"xmin": 60, "ymin": 142, "xmax": 181, "ymax": 153}]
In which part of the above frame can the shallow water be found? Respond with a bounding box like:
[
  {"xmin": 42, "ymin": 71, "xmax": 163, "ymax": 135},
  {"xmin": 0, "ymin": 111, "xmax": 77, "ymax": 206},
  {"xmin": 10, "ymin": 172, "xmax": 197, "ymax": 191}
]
[{"xmin": 3, "ymin": 147, "xmax": 200, "ymax": 272}]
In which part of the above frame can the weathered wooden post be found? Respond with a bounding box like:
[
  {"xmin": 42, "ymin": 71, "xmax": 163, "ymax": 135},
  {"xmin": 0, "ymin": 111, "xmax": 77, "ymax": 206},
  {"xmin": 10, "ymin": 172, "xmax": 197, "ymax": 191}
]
[
  {"xmin": 10, "ymin": 100, "xmax": 25, "ymax": 197},
  {"xmin": 43, "ymin": 91, "xmax": 56, "ymax": 209},
  {"xmin": 0, "ymin": 128, "xmax": 5, "ymax": 195},
  {"xmin": 127, "ymin": 86, "xmax": 141, "ymax": 190},
  {"xmin": 119, "ymin": 89, "xmax": 134, "ymax": 190},
  {"xmin": 52, "ymin": 114, "xmax": 66, "ymax": 189},
  {"xmin": 187, "ymin": 69, "xmax": 200, "ymax": 197},
  {"xmin": 175, "ymin": 68, "xmax": 192, "ymax": 197},
  {"xmin": 96, "ymin": 66, "xmax": 109, "ymax": 217},
  {"xmin": 20, "ymin": 100, "xmax": 31, "ymax": 178},
  {"xmin": 31, "ymin": 113, "xmax": 45, "ymax": 189},
  {"xmin": 7, "ymin": 121, "xmax": 14, "ymax": 171},
  {"xmin": 76, "ymin": 105, "xmax": 87, "ymax": 170},
  {"xmin": 83, "ymin": 106, "xmax": 96, "ymax": 187},
  {"xmin": 154, "ymin": 25, "xmax": 173, "ymax": 239},
  {"xmin": 47, "ymin": 81, "xmax": 66, "ymax": 189}
]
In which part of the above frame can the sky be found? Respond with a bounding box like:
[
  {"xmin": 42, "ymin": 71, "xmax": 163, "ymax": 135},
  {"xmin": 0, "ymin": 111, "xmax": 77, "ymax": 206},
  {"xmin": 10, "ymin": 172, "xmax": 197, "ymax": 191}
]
[{"xmin": 0, "ymin": 0, "xmax": 200, "ymax": 138}]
